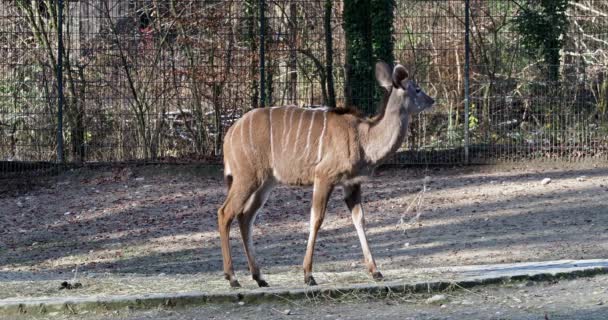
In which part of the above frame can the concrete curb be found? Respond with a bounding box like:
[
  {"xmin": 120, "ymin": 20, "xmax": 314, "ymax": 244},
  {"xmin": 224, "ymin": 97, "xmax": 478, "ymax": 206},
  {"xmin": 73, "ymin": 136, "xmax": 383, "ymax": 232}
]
[{"xmin": 1, "ymin": 259, "xmax": 607, "ymax": 317}]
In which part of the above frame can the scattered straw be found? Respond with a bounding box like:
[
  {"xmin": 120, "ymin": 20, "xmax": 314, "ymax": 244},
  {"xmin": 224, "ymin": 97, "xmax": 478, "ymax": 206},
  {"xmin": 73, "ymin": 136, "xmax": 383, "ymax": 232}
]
[{"xmin": 397, "ymin": 176, "xmax": 431, "ymax": 232}]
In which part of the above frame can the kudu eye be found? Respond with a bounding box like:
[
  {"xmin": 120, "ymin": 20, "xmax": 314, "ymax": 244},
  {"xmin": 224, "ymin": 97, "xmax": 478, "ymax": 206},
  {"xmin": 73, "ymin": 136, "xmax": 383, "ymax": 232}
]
[{"xmin": 415, "ymin": 87, "xmax": 421, "ymax": 94}]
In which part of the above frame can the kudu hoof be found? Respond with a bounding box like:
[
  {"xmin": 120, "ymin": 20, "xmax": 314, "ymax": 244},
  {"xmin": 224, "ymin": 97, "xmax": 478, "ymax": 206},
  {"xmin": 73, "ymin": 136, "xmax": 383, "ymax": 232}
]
[
  {"xmin": 229, "ymin": 279, "xmax": 241, "ymax": 288},
  {"xmin": 305, "ymin": 275, "xmax": 317, "ymax": 286},
  {"xmin": 256, "ymin": 279, "xmax": 269, "ymax": 287},
  {"xmin": 372, "ymin": 271, "xmax": 384, "ymax": 281}
]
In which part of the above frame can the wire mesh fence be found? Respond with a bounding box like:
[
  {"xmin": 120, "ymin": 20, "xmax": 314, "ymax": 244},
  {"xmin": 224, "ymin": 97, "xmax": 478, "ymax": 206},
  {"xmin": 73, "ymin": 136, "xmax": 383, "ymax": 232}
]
[{"xmin": 1, "ymin": 0, "xmax": 607, "ymax": 178}]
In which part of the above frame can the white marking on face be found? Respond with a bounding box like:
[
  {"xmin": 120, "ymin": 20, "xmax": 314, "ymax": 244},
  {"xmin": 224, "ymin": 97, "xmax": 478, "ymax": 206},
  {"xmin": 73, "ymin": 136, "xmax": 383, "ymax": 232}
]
[
  {"xmin": 225, "ymin": 163, "xmax": 231, "ymax": 176},
  {"xmin": 269, "ymin": 107, "xmax": 275, "ymax": 166},
  {"xmin": 317, "ymin": 111, "xmax": 327, "ymax": 163}
]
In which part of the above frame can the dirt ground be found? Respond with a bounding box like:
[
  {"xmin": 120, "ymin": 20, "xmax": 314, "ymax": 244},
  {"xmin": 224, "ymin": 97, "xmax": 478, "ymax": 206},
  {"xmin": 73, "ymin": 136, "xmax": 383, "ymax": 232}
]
[
  {"xmin": 1, "ymin": 163, "xmax": 608, "ymax": 290},
  {"xmin": 9, "ymin": 274, "xmax": 608, "ymax": 320}
]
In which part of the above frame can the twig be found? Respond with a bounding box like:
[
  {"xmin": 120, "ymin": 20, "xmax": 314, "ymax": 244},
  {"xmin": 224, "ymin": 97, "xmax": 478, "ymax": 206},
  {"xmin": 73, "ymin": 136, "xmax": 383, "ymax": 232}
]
[
  {"xmin": 271, "ymin": 293, "xmax": 303, "ymax": 307},
  {"xmin": 397, "ymin": 176, "xmax": 430, "ymax": 232}
]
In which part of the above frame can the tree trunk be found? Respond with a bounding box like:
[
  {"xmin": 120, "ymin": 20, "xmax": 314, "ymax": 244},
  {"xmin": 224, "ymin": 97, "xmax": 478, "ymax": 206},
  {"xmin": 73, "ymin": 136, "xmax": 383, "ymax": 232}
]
[
  {"xmin": 343, "ymin": 0, "xmax": 373, "ymax": 113},
  {"xmin": 324, "ymin": 0, "xmax": 336, "ymax": 108},
  {"xmin": 289, "ymin": 1, "xmax": 298, "ymax": 104}
]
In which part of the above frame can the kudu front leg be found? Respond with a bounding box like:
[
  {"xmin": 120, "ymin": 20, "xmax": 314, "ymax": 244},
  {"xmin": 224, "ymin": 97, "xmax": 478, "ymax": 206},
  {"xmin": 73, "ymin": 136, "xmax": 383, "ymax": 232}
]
[
  {"xmin": 303, "ymin": 178, "xmax": 334, "ymax": 286},
  {"xmin": 344, "ymin": 184, "xmax": 382, "ymax": 281}
]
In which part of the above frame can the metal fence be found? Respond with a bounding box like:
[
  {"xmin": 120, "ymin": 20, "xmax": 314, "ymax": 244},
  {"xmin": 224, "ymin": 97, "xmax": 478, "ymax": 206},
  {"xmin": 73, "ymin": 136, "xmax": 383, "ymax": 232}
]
[{"xmin": 1, "ymin": 0, "xmax": 607, "ymax": 177}]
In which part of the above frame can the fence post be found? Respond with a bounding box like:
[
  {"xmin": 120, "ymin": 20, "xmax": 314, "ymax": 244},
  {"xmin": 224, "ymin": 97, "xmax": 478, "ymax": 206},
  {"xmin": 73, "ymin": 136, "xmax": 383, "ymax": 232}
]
[
  {"xmin": 463, "ymin": 0, "xmax": 471, "ymax": 164},
  {"xmin": 259, "ymin": 0, "xmax": 266, "ymax": 107},
  {"xmin": 56, "ymin": 0, "xmax": 65, "ymax": 163}
]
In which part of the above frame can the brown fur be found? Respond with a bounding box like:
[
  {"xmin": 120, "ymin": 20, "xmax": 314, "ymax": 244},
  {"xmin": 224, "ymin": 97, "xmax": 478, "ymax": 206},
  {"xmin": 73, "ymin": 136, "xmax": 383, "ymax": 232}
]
[{"xmin": 329, "ymin": 106, "xmax": 365, "ymax": 117}]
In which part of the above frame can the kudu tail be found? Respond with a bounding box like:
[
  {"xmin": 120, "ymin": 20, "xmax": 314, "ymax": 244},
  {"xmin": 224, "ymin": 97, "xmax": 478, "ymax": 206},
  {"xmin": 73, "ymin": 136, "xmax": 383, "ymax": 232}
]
[{"xmin": 224, "ymin": 174, "xmax": 233, "ymax": 193}]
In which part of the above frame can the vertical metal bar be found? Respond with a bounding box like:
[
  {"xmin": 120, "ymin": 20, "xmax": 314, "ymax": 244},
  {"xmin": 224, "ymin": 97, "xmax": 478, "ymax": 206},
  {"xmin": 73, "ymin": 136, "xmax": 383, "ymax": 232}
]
[
  {"xmin": 259, "ymin": 0, "xmax": 266, "ymax": 107},
  {"xmin": 57, "ymin": 0, "xmax": 64, "ymax": 163},
  {"xmin": 463, "ymin": 0, "xmax": 471, "ymax": 164}
]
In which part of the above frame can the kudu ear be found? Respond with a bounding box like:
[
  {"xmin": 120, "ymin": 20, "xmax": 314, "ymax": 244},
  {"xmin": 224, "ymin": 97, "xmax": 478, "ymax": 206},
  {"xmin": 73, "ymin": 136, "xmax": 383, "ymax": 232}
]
[
  {"xmin": 375, "ymin": 61, "xmax": 392, "ymax": 92},
  {"xmin": 392, "ymin": 64, "xmax": 409, "ymax": 89}
]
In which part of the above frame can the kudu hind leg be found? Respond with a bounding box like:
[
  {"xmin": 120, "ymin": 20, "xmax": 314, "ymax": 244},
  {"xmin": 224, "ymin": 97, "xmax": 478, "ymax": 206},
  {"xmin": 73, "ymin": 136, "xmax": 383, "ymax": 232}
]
[
  {"xmin": 237, "ymin": 180, "xmax": 274, "ymax": 287},
  {"xmin": 344, "ymin": 184, "xmax": 382, "ymax": 281},
  {"xmin": 218, "ymin": 180, "xmax": 258, "ymax": 288}
]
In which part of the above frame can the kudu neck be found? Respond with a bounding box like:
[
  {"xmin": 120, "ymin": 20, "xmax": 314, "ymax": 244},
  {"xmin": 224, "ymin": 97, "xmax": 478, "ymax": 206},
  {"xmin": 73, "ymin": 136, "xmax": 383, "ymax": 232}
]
[{"xmin": 362, "ymin": 92, "xmax": 409, "ymax": 164}]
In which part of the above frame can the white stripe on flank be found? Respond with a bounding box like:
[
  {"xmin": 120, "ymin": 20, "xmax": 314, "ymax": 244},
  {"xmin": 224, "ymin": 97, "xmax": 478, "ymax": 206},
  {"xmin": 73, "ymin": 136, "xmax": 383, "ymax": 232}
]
[
  {"xmin": 317, "ymin": 111, "xmax": 327, "ymax": 163},
  {"xmin": 281, "ymin": 107, "xmax": 289, "ymax": 153},
  {"xmin": 302, "ymin": 110, "xmax": 316, "ymax": 160},
  {"xmin": 269, "ymin": 108, "xmax": 275, "ymax": 166},
  {"xmin": 240, "ymin": 116, "xmax": 252, "ymax": 163},
  {"xmin": 283, "ymin": 107, "xmax": 296, "ymax": 151},
  {"xmin": 294, "ymin": 108, "xmax": 305, "ymax": 153}
]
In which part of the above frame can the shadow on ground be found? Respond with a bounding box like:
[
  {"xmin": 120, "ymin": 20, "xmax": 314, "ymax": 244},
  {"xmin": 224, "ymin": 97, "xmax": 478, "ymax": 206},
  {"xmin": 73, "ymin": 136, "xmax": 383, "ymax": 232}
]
[{"xmin": 1, "ymin": 165, "xmax": 607, "ymax": 279}]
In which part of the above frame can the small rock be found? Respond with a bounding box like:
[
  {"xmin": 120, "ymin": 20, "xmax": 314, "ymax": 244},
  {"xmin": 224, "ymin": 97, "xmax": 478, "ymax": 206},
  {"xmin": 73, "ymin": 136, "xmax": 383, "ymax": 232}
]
[
  {"xmin": 541, "ymin": 178, "xmax": 552, "ymax": 185},
  {"xmin": 135, "ymin": 177, "xmax": 145, "ymax": 181},
  {"xmin": 237, "ymin": 301, "xmax": 245, "ymax": 306},
  {"xmin": 283, "ymin": 309, "xmax": 292, "ymax": 315},
  {"xmin": 59, "ymin": 281, "xmax": 82, "ymax": 290},
  {"xmin": 31, "ymin": 242, "xmax": 39, "ymax": 247},
  {"xmin": 598, "ymin": 301, "xmax": 604, "ymax": 306},
  {"xmin": 426, "ymin": 294, "xmax": 448, "ymax": 304},
  {"xmin": 16, "ymin": 201, "xmax": 24, "ymax": 208},
  {"xmin": 404, "ymin": 242, "xmax": 410, "ymax": 247},
  {"xmin": 64, "ymin": 211, "xmax": 71, "ymax": 215},
  {"xmin": 576, "ymin": 176, "xmax": 587, "ymax": 182}
]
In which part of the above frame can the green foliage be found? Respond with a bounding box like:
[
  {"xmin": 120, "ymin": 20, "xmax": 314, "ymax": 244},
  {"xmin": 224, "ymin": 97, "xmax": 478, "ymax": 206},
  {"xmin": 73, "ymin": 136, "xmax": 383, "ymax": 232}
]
[
  {"xmin": 343, "ymin": 0, "xmax": 373, "ymax": 112},
  {"xmin": 468, "ymin": 104, "xmax": 479, "ymax": 130},
  {"xmin": 370, "ymin": 0, "xmax": 395, "ymax": 104},
  {"xmin": 371, "ymin": 0, "xmax": 395, "ymax": 64},
  {"xmin": 514, "ymin": 0, "xmax": 569, "ymax": 82},
  {"xmin": 343, "ymin": 0, "xmax": 394, "ymax": 114}
]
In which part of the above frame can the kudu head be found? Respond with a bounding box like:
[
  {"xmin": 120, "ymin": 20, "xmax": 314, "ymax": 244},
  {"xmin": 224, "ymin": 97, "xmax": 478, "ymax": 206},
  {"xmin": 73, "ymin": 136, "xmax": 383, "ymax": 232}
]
[{"xmin": 375, "ymin": 62, "xmax": 435, "ymax": 114}]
